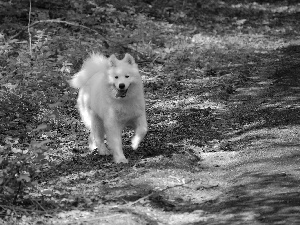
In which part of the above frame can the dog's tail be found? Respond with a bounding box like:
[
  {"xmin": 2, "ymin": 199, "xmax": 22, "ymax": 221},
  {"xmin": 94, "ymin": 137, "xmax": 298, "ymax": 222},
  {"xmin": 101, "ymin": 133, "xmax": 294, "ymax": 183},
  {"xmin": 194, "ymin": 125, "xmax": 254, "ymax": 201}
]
[{"xmin": 69, "ymin": 53, "xmax": 108, "ymax": 89}]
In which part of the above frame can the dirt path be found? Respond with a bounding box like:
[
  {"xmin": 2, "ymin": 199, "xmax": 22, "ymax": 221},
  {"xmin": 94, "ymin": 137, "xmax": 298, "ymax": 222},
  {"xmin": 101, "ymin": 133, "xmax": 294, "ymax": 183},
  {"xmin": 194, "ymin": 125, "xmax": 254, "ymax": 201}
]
[
  {"xmin": 46, "ymin": 46, "xmax": 300, "ymax": 225},
  {"xmin": 200, "ymin": 126, "xmax": 300, "ymax": 224},
  {"xmin": 49, "ymin": 128, "xmax": 300, "ymax": 224},
  {"xmin": 194, "ymin": 46, "xmax": 300, "ymax": 224}
]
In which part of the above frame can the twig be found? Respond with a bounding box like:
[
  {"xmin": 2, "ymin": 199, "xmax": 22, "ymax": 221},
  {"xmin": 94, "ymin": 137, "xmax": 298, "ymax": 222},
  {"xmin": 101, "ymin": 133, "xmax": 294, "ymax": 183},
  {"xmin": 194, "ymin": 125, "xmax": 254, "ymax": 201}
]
[
  {"xmin": 28, "ymin": 0, "xmax": 32, "ymax": 57},
  {"xmin": 151, "ymin": 55, "xmax": 160, "ymax": 64},
  {"xmin": 122, "ymin": 178, "xmax": 195, "ymax": 207},
  {"xmin": 10, "ymin": 19, "xmax": 127, "ymax": 51},
  {"xmin": 158, "ymin": 179, "xmax": 195, "ymax": 192},
  {"xmin": 126, "ymin": 192, "xmax": 154, "ymax": 206},
  {"xmin": 32, "ymin": 19, "xmax": 100, "ymax": 34},
  {"xmin": 8, "ymin": 18, "xmax": 149, "ymax": 60},
  {"xmin": 30, "ymin": 198, "xmax": 46, "ymax": 212},
  {"xmin": 74, "ymin": 214, "xmax": 128, "ymax": 223},
  {"xmin": 0, "ymin": 204, "xmax": 55, "ymax": 214},
  {"xmin": 9, "ymin": 19, "xmax": 103, "ymax": 41}
]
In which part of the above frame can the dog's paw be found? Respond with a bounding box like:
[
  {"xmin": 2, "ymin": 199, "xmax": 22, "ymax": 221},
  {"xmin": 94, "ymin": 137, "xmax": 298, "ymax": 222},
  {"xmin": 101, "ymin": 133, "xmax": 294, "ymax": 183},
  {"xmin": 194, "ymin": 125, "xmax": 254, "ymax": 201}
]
[
  {"xmin": 131, "ymin": 136, "xmax": 140, "ymax": 150},
  {"xmin": 114, "ymin": 157, "xmax": 128, "ymax": 164},
  {"xmin": 114, "ymin": 154, "xmax": 128, "ymax": 163},
  {"xmin": 98, "ymin": 146, "xmax": 110, "ymax": 155},
  {"xmin": 89, "ymin": 142, "xmax": 97, "ymax": 150}
]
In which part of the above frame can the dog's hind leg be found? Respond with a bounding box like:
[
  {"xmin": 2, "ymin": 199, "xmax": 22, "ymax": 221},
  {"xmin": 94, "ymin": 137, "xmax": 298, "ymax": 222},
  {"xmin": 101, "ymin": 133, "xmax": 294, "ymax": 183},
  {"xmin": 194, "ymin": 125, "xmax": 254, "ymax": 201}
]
[{"xmin": 77, "ymin": 90, "xmax": 100, "ymax": 151}]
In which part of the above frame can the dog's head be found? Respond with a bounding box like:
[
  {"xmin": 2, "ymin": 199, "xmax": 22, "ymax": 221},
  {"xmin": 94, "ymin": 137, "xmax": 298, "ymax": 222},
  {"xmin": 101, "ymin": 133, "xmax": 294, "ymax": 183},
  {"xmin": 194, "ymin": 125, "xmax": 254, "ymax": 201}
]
[{"xmin": 108, "ymin": 54, "xmax": 140, "ymax": 99}]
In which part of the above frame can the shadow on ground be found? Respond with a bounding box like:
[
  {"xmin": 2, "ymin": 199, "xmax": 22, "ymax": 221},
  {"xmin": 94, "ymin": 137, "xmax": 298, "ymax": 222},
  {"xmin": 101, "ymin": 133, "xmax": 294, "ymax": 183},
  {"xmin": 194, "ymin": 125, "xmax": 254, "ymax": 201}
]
[
  {"xmin": 197, "ymin": 173, "xmax": 300, "ymax": 224},
  {"xmin": 182, "ymin": 43, "xmax": 300, "ymax": 224},
  {"xmin": 227, "ymin": 44, "xmax": 300, "ymax": 133}
]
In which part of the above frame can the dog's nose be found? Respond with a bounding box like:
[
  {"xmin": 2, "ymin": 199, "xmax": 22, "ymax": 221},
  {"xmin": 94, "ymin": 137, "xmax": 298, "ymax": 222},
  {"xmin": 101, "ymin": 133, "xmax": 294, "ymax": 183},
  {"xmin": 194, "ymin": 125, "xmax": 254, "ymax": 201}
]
[{"xmin": 119, "ymin": 83, "xmax": 125, "ymax": 89}]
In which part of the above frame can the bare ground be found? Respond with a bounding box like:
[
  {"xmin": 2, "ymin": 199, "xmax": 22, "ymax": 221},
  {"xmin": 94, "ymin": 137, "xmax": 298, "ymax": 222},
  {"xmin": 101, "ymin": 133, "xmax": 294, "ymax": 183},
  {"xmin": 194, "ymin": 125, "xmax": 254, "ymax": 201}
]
[{"xmin": 36, "ymin": 44, "xmax": 300, "ymax": 225}]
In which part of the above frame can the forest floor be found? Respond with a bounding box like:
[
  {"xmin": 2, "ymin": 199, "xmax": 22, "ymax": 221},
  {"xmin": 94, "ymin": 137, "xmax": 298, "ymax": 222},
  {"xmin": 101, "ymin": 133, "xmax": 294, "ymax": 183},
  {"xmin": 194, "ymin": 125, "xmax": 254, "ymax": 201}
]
[
  {"xmin": 1, "ymin": 0, "xmax": 300, "ymax": 224},
  {"xmin": 44, "ymin": 45, "xmax": 300, "ymax": 225}
]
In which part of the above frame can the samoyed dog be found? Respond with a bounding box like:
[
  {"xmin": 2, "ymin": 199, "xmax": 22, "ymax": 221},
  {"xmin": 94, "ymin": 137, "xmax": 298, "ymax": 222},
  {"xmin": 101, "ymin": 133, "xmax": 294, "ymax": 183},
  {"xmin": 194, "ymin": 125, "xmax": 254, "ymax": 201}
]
[{"xmin": 70, "ymin": 53, "xmax": 147, "ymax": 163}]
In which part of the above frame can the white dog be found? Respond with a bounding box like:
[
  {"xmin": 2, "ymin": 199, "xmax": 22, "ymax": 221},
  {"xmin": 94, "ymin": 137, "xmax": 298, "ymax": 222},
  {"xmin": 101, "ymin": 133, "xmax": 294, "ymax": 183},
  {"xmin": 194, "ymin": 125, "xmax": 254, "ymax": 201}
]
[{"xmin": 70, "ymin": 53, "xmax": 147, "ymax": 163}]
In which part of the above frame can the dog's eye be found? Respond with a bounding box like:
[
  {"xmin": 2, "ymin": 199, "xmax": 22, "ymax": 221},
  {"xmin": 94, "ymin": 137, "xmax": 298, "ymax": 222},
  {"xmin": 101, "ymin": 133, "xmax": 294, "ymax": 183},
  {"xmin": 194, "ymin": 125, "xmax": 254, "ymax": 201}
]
[
  {"xmin": 115, "ymin": 76, "xmax": 118, "ymax": 79},
  {"xmin": 125, "ymin": 75, "xmax": 129, "ymax": 78}
]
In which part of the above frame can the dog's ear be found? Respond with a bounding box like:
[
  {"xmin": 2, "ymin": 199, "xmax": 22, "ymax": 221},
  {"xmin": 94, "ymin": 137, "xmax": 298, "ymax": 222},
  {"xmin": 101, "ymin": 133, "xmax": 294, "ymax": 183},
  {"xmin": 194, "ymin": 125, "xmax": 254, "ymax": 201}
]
[
  {"xmin": 123, "ymin": 53, "xmax": 135, "ymax": 65},
  {"xmin": 108, "ymin": 54, "xmax": 118, "ymax": 67}
]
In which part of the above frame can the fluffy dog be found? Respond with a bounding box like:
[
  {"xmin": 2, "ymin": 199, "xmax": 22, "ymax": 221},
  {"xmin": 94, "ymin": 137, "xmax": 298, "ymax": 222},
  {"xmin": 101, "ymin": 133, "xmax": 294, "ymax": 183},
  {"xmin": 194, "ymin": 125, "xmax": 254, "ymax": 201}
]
[{"xmin": 70, "ymin": 53, "xmax": 147, "ymax": 163}]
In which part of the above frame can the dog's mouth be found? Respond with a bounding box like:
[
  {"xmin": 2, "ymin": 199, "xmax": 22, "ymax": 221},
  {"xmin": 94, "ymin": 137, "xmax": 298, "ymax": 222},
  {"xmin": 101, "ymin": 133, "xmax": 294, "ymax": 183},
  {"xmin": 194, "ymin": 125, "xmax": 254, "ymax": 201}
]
[{"xmin": 116, "ymin": 89, "xmax": 128, "ymax": 98}]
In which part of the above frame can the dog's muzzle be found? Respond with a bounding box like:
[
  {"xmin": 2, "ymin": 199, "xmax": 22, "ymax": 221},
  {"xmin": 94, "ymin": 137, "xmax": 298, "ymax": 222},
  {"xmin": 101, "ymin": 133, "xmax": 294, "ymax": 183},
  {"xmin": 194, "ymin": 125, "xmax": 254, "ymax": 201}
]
[{"xmin": 115, "ymin": 83, "xmax": 128, "ymax": 98}]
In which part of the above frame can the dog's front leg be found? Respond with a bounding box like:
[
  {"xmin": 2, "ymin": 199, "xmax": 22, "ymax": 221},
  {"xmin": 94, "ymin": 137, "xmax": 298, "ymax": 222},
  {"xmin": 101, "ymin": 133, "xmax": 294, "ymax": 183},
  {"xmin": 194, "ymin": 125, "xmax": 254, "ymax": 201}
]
[
  {"xmin": 91, "ymin": 114, "xmax": 110, "ymax": 155},
  {"xmin": 131, "ymin": 115, "xmax": 148, "ymax": 150},
  {"xmin": 105, "ymin": 123, "xmax": 128, "ymax": 163}
]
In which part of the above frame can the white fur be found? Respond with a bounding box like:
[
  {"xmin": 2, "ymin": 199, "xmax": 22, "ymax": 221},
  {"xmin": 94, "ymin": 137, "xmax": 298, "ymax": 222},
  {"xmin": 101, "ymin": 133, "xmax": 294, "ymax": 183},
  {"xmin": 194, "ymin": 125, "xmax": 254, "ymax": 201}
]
[{"xmin": 70, "ymin": 53, "xmax": 147, "ymax": 163}]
